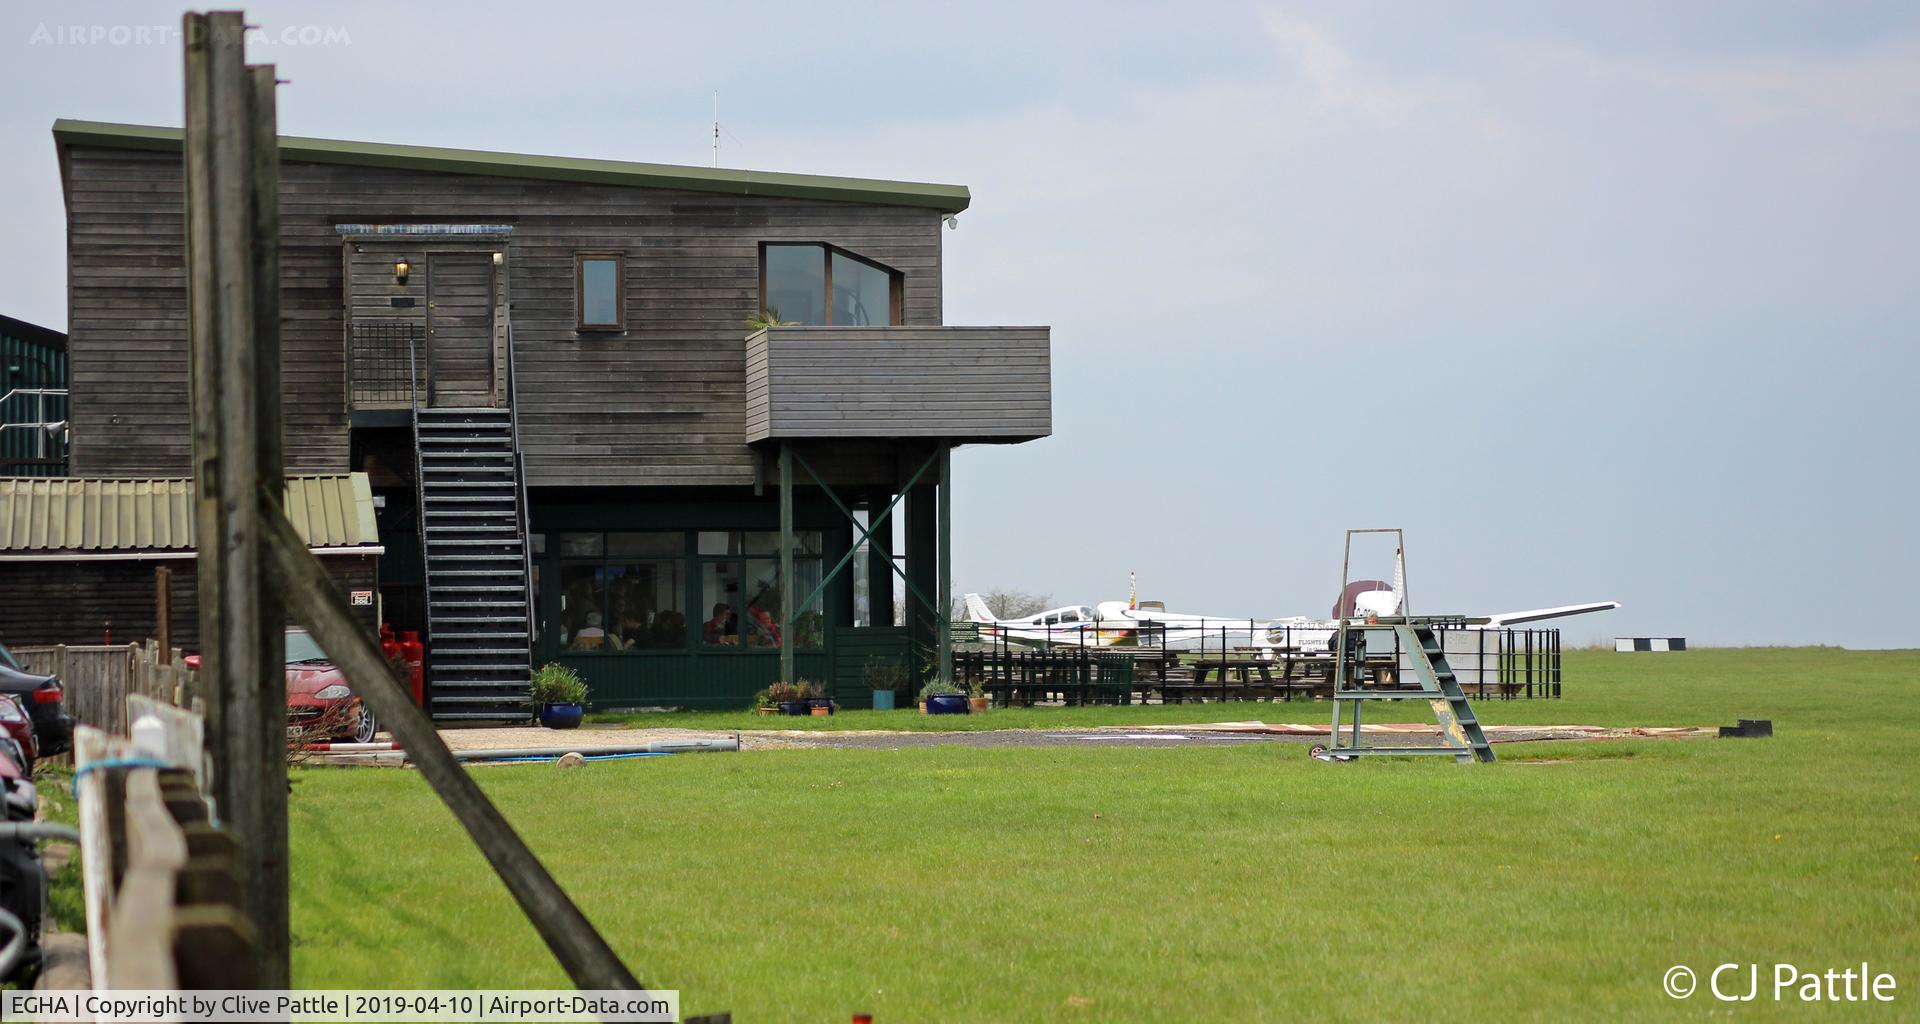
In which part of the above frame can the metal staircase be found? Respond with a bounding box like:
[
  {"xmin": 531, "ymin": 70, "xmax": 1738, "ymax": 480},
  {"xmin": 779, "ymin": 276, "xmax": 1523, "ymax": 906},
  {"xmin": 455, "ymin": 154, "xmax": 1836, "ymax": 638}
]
[
  {"xmin": 1315, "ymin": 528, "xmax": 1496, "ymax": 763},
  {"xmin": 414, "ymin": 406, "xmax": 534, "ymax": 720},
  {"xmin": 1399, "ymin": 624, "xmax": 1495, "ymax": 762}
]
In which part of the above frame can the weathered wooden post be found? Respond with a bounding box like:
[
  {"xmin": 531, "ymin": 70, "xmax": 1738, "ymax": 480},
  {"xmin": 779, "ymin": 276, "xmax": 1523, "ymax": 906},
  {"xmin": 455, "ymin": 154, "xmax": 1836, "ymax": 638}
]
[
  {"xmin": 154, "ymin": 565, "xmax": 172, "ymax": 656},
  {"xmin": 183, "ymin": 9, "xmax": 290, "ymax": 985}
]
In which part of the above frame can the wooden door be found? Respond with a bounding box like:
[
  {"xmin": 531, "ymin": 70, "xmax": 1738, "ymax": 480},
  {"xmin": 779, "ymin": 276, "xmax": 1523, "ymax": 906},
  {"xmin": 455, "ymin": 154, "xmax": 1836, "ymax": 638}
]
[{"xmin": 426, "ymin": 252, "xmax": 495, "ymax": 407}]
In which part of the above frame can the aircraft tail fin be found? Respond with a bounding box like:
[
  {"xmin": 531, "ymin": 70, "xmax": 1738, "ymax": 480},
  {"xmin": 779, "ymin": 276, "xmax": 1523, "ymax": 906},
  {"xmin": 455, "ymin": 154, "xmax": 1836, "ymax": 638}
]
[{"xmin": 963, "ymin": 593, "xmax": 996, "ymax": 622}]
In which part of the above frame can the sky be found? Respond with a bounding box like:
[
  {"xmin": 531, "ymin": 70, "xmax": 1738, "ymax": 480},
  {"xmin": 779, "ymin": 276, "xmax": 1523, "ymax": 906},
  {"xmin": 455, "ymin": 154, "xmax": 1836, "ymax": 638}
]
[{"xmin": 2, "ymin": 1, "xmax": 1915, "ymax": 648}]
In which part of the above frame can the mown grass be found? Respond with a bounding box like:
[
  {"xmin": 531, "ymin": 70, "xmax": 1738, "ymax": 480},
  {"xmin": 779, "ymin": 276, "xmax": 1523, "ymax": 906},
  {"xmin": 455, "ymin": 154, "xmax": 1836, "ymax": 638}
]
[{"xmin": 288, "ymin": 649, "xmax": 1918, "ymax": 1020}]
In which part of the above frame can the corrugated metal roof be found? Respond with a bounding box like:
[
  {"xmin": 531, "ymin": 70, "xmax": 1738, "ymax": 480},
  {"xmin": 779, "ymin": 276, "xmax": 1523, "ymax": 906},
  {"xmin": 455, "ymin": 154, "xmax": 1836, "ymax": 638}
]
[
  {"xmin": 53, "ymin": 119, "xmax": 972, "ymax": 214},
  {"xmin": 0, "ymin": 474, "xmax": 379, "ymax": 554}
]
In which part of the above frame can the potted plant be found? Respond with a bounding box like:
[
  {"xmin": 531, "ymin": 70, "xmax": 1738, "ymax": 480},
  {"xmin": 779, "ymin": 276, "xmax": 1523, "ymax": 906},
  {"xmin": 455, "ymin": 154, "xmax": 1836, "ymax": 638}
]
[
  {"xmin": 920, "ymin": 679, "xmax": 968, "ymax": 715},
  {"xmin": 798, "ymin": 679, "xmax": 835, "ymax": 716},
  {"xmin": 750, "ymin": 688, "xmax": 776, "ymax": 715},
  {"xmin": 966, "ymin": 679, "xmax": 990, "ymax": 715},
  {"xmin": 530, "ymin": 663, "xmax": 588, "ymax": 729},
  {"xmin": 865, "ymin": 656, "xmax": 905, "ymax": 711},
  {"xmin": 768, "ymin": 681, "xmax": 809, "ymax": 717}
]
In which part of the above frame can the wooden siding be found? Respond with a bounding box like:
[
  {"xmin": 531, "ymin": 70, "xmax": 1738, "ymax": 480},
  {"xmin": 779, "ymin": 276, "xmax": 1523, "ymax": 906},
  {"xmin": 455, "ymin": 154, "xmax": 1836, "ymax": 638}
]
[
  {"xmin": 745, "ymin": 326, "xmax": 1051, "ymax": 443},
  {"xmin": 0, "ymin": 553, "xmax": 375, "ymax": 650},
  {"xmin": 64, "ymin": 145, "xmax": 951, "ymax": 486}
]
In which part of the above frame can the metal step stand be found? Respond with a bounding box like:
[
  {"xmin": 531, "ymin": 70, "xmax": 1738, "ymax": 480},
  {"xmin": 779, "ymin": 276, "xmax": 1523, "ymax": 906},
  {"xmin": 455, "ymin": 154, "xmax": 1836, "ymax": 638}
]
[
  {"xmin": 1310, "ymin": 528, "xmax": 1496, "ymax": 764},
  {"xmin": 414, "ymin": 405, "xmax": 534, "ymax": 721}
]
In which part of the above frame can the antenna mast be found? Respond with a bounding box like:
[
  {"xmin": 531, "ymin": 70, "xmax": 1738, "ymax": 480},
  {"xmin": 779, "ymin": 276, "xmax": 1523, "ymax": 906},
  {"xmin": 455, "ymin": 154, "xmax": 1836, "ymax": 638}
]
[{"xmin": 712, "ymin": 91, "xmax": 720, "ymax": 167}]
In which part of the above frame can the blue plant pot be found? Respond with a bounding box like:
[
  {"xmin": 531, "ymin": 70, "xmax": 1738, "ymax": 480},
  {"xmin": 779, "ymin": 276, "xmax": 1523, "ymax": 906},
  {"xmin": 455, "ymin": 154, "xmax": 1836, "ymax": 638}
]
[
  {"xmin": 539, "ymin": 702, "xmax": 584, "ymax": 729},
  {"xmin": 926, "ymin": 694, "xmax": 969, "ymax": 715},
  {"xmin": 777, "ymin": 700, "xmax": 811, "ymax": 716},
  {"xmin": 871, "ymin": 689, "xmax": 896, "ymax": 711}
]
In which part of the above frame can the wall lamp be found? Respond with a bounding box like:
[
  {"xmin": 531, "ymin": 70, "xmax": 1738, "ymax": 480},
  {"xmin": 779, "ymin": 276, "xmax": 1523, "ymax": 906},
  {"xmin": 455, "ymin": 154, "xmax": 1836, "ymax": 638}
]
[{"xmin": 393, "ymin": 259, "xmax": 411, "ymax": 285}]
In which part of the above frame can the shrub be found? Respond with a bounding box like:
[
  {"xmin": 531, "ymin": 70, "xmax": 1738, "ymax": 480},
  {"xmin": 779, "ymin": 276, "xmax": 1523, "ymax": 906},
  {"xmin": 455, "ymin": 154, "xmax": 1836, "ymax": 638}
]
[
  {"xmin": 918, "ymin": 678, "xmax": 963, "ymax": 701},
  {"xmin": 864, "ymin": 656, "xmax": 907, "ymax": 693},
  {"xmin": 530, "ymin": 663, "xmax": 588, "ymax": 705}
]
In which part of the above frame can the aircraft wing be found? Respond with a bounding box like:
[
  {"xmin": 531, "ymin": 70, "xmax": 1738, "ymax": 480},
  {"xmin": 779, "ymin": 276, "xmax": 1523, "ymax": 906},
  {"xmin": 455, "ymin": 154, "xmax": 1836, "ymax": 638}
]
[{"xmin": 1482, "ymin": 601, "xmax": 1620, "ymax": 627}]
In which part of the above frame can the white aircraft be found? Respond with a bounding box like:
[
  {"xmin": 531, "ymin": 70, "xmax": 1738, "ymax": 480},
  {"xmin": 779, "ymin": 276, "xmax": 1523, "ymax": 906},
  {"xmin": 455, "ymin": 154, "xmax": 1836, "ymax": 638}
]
[{"xmin": 963, "ymin": 557, "xmax": 1618, "ymax": 655}]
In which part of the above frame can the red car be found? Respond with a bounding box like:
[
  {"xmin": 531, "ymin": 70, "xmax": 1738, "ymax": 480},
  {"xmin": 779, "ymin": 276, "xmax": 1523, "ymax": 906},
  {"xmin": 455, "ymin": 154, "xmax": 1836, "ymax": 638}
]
[
  {"xmin": 284, "ymin": 627, "xmax": 379, "ymax": 744},
  {"xmin": 0, "ymin": 695, "xmax": 36, "ymax": 772}
]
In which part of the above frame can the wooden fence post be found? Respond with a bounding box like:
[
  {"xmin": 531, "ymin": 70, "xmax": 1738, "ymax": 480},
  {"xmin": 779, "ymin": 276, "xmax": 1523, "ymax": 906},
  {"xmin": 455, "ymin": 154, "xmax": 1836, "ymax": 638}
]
[
  {"xmin": 155, "ymin": 565, "xmax": 172, "ymax": 657},
  {"xmin": 183, "ymin": 9, "xmax": 289, "ymax": 985}
]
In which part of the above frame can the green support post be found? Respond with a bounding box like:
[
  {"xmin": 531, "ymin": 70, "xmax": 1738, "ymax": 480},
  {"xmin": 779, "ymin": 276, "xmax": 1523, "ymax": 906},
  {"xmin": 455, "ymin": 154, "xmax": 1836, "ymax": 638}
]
[
  {"xmin": 779, "ymin": 442, "xmax": 794, "ymax": 687},
  {"xmin": 938, "ymin": 443, "xmax": 952, "ymax": 684}
]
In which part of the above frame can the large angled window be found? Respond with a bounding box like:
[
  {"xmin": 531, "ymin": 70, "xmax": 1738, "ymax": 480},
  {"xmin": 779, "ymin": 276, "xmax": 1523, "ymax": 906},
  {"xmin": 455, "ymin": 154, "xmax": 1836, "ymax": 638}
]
[{"xmin": 759, "ymin": 243, "xmax": 900, "ymax": 326}]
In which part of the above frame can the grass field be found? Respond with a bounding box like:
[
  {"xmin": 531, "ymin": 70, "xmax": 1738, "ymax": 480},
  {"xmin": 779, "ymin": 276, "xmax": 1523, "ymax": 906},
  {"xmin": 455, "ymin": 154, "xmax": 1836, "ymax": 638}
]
[{"xmin": 285, "ymin": 648, "xmax": 1917, "ymax": 1019}]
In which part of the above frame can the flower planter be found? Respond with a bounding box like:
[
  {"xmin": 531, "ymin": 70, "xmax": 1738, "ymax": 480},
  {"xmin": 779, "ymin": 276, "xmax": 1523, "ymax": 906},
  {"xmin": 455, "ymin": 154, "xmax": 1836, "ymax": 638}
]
[
  {"xmin": 968, "ymin": 696, "xmax": 989, "ymax": 714},
  {"xmin": 539, "ymin": 702, "xmax": 584, "ymax": 730},
  {"xmin": 925, "ymin": 694, "xmax": 969, "ymax": 715},
  {"xmin": 809, "ymin": 698, "xmax": 836, "ymax": 716},
  {"xmin": 777, "ymin": 700, "xmax": 810, "ymax": 716},
  {"xmin": 871, "ymin": 689, "xmax": 896, "ymax": 711},
  {"xmin": 755, "ymin": 706, "xmax": 776, "ymax": 715}
]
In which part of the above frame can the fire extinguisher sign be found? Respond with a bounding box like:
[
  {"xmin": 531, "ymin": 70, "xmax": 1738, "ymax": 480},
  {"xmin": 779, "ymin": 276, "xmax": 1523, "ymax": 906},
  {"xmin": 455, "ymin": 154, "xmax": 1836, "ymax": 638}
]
[{"xmin": 350, "ymin": 590, "xmax": 374, "ymax": 606}]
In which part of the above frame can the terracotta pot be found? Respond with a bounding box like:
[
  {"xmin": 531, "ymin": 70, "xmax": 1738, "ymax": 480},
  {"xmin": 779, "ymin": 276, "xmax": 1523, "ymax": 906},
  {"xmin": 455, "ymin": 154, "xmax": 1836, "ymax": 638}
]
[{"xmin": 968, "ymin": 696, "xmax": 989, "ymax": 714}]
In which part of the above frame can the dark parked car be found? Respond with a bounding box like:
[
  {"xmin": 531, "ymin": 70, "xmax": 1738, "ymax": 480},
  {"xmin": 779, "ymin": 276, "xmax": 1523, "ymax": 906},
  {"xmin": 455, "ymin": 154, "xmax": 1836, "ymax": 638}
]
[
  {"xmin": 0, "ymin": 738, "xmax": 44, "ymax": 983},
  {"xmin": 0, "ymin": 641, "xmax": 70, "ymax": 756}
]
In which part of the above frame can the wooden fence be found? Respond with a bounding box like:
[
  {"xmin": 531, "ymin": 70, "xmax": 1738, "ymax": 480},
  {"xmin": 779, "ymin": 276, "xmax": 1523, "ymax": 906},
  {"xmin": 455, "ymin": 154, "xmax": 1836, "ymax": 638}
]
[
  {"xmin": 12, "ymin": 642, "xmax": 199, "ymax": 735},
  {"xmin": 74, "ymin": 695, "xmax": 250, "ymax": 988}
]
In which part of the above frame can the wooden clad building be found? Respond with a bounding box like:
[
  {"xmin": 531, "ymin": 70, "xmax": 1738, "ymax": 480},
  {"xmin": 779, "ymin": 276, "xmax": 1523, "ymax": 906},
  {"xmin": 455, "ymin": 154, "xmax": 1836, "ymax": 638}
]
[
  {"xmin": 0, "ymin": 474, "xmax": 382, "ymax": 649},
  {"xmin": 52, "ymin": 120, "xmax": 1051, "ymax": 716}
]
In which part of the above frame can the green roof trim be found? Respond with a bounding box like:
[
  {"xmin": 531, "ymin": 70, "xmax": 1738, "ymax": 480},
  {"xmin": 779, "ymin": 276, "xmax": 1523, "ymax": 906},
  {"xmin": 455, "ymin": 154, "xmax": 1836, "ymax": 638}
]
[{"xmin": 52, "ymin": 118, "xmax": 971, "ymax": 213}]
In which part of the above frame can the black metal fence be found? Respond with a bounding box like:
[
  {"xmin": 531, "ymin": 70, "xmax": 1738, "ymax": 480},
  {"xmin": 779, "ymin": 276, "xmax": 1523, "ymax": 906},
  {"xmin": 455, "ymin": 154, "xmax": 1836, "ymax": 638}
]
[
  {"xmin": 348, "ymin": 319, "xmax": 424, "ymax": 408},
  {"xmin": 955, "ymin": 649, "xmax": 1138, "ymax": 706},
  {"xmin": 954, "ymin": 621, "xmax": 1562, "ymax": 703}
]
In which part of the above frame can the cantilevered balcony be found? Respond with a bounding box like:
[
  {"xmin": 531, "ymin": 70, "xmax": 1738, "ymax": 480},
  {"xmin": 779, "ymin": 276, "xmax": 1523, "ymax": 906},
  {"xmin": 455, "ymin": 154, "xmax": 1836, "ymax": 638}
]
[{"xmin": 744, "ymin": 326, "xmax": 1050, "ymax": 444}]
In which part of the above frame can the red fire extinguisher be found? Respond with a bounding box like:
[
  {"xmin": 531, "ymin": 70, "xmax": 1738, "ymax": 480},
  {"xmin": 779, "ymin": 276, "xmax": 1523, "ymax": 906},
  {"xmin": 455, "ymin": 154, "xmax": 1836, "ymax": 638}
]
[{"xmin": 398, "ymin": 630, "xmax": 426, "ymax": 706}]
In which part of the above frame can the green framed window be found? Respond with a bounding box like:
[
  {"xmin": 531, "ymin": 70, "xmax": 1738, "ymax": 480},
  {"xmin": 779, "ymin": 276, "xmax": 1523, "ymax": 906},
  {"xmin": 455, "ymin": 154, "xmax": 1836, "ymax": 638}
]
[
  {"xmin": 554, "ymin": 531, "xmax": 686, "ymax": 651},
  {"xmin": 696, "ymin": 530, "xmax": 825, "ymax": 649}
]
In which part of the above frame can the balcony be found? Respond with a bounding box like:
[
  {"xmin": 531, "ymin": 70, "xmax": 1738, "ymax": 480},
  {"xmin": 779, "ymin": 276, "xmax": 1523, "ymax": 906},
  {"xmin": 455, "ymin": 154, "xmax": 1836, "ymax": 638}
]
[{"xmin": 744, "ymin": 326, "xmax": 1050, "ymax": 444}]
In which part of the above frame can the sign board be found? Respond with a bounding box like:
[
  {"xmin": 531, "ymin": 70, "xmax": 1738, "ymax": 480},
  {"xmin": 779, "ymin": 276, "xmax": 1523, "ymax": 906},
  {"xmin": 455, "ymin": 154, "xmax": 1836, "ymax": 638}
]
[
  {"xmin": 350, "ymin": 590, "xmax": 374, "ymax": 607},
  {"xmin": 949, "ymin": 621, "xmax": 980, "ymax": 643}
]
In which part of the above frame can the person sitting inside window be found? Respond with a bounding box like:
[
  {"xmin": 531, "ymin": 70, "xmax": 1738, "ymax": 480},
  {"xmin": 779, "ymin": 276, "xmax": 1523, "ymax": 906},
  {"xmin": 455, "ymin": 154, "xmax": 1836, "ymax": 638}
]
[
  {"xmin": 702, "ymin": 603, "xmax": 737, "ymax": 645},
  {"xmin": 745, "ymin": 593, "xmax": 783, "ymax": 649},
  {"xmin": 618, "ymin": 610, "xmax": 650, "ymax": 648},
  {"xmin": 571, "ymin": 611, "xmax": 607, "ymax": 650}
]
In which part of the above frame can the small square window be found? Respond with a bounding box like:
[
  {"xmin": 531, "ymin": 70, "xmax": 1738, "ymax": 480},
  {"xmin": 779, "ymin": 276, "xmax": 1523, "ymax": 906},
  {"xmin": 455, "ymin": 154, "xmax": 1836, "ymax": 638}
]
[{"xmin": 576, "ymin": 253, "xmax": 624, "ymax": 330}]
